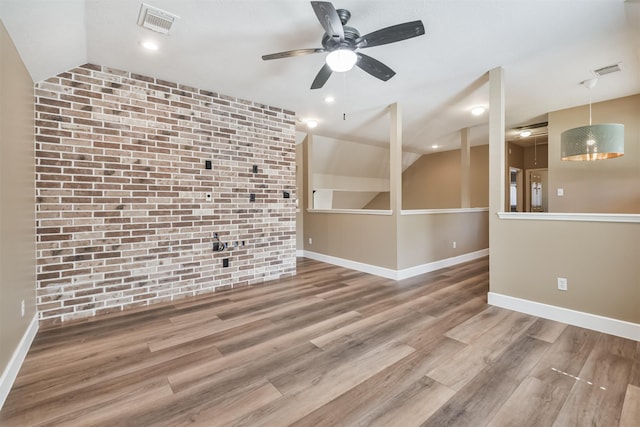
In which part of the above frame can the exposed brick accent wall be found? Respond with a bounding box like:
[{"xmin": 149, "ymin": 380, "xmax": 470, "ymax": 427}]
[{"xmin": 35, "ymin": 64, "xmax": 296, "ymax": 326}]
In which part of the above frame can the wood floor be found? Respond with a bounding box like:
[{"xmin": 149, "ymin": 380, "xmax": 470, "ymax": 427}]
[{"xmin": 2, "ymin": 257, "xmax": 639, "ymax": 426}]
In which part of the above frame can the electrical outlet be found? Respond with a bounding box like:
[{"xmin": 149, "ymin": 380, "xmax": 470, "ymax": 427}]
[
  {"xmin": 308, "ymin": 237, "xmax": 312, "ymax": 245},
  {"xmin": 557, "ymin": 277, "xmax": 568, "ymax": 291},
  {"xmin": 223, "ymin": 258, "xmax": 230, "ymax": 268},
  {"xmin": 453, "ymin": 241, "xmax": 457, "ymax": 249},
  {"xmin": 557, "ymin": 188, "xmax": 564, "ymax": 197},
  {"xmin": 21, "ymin": 299, "xmax": 25, "ymax": 317},
  {"xmin": 250, "ymin": 193, "xmax": 256, "ymax": 202}
]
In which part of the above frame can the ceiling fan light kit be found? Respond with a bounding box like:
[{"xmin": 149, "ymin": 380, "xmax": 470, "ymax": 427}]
[
  {"xmin": 326, "ymin": 49, "xmax": 357, "ymax": 72},
  {"xmin": 262, "ymin": 1, "xmax": 425, "ymax": 89}
]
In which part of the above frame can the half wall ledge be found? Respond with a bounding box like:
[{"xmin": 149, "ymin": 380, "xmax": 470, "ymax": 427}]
[{"xmin": 497, "ymin": 212, "xmax": 640, "ymax": 223}]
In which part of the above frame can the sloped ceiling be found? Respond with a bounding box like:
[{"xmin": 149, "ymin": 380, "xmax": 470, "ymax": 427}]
[{"xmin": 1, "ymin": 0, "xmax": 639, "ymax": 154}]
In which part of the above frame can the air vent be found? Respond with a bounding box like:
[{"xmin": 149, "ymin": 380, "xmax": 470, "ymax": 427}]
[
  {"xmin": 137, "ymin": 3, "xmax": 179, "ymax": 35},
  {"xmin": 592, "ymin": 63, "xmax": 622, "ymax": 77},
  {"xmin": 513, "ymin": 122, "xmax": 548, "ymax": 131}
]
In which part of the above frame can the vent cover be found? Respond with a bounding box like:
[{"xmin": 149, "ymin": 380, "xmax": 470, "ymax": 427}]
[
  {"xmin": 513, "ymin": 122, "xmax": 548, "ymax": 131},
  {"xmin": 592, "ymin": 63, "xmax": 622, "ymax": 77},
  {"xmin": 137, "ymin": 3, "xmax": 179, "ymax": 35}
]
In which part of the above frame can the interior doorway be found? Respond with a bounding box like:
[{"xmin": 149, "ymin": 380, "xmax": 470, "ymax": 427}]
[
  {"xmin": 509, "ymin": 167, "xmax": 523, "ymax": 212},
  {"xmin": 525, "ymin": 168, "xmax": 548, "ymax": 212}
]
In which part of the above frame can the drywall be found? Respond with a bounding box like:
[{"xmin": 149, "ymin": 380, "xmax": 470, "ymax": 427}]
[
  {"xmin": 523, "ymin": 143, "xmax": 548, "ymax": 170},
  {"xmin": 402, "ymin": 149, "xmax": 461, "ymax": 209},
  {"xmin": 491, "ymin": 80, "xmax": 640, "ymax": 325},
  {"xmin": 470, "ymin": 144, "xmax": 490, "ymax": 208},
  {"xmin": 549, "ymin": 94, "xmax": 640, "ymax": 213},
  {"xmin": 303, "ymin": 212, "xmax": 397, "ymax": 270},
  {"xmin": 401, "ymin": 145, "xmax": 489, "ymax": 210},
  {"xmin": 296, "ymin": 143, "xmax": 303, "ymax": 251},
  {"xmin": 34, "ymin": 64, "xmax": 296, "ymax": 326},
  {"xmin": 0, "ymin": 19, "xmax": 36, "ymax": 394},
  {"xmin": 397, "ymin": 211, "xmax": 489, "ymax": 270},
  {"xmin": 491, "ymin": 218, "xmax": 639, "ymax": 323}
]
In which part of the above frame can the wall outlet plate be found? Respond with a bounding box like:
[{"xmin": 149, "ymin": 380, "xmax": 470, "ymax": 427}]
[
  {"xmin": 557, "ymin": 277, "xmax": 568, "ymax": 291},
  {"xmin": 283, "ymin": 191, "xmax": 290, "ymax": 199},
  {"xmin": 223, "ymin": 258, "xmax": 230, "ymax": 268},
  {"xmin": 250, "ymin": 193, "xmax": 256, "ymax": 202},
  {"xmin": 252, "ymin": 165, "xmax": 258, "ymax": 173},
  {"xmin": 205, "ymin": 160, "xmax": 212, "ymax": 170}
]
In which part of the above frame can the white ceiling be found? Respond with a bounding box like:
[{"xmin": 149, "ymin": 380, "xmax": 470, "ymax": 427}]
[{"xmin": 1, "ymin": 0, "xmax": 639, "ymax": 153}]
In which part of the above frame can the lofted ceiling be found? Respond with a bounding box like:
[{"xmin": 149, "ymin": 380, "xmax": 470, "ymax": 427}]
[{"xmin": 1, "ymin": 0, "xmax": 639, "ymax": 154}]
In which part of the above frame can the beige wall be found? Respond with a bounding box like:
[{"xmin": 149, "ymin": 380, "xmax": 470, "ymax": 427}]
[
  {"xmin": 470, "ymin": 145, "xmax": 489, "ymax": 208},
  {"xmin": 491, "ymin": 219, "xmax": 640, "ymax": 323},
  {"xmin": 296, "ymin": 143, "xmax": 304, "ymax": 251},
  {"xmin": 363, "ymin": 191, "xmax": 390, "ymax": 210},
  {"xmin": 523, "ymin": 143, "xmax": 548, "ymax": 170},
  {"xmin": 491, "ymin": 93, "xmax": 640, "ymax": 325},
  {"xmin": 402, "ymin": 149, "xmax": 461, "ymax": 209},
  {"xmin": 398, "ymin": 211, "xmax": 489, "ymax": 270},
  {"xmin": 302, "ymin": 133, "xmax": 489, "ymax": 271},
  {"xmin": 303, "ymin": 212, "xmax": 398, "ymax": 269},
  {"xmin": 401, "ymin": 146, "xmax": 489, "ymax": 210},
  {"xmin": 507, "ymin": 143, "xmax": 525, "ymax": 170},
  {"xmin": 549, "ymin": 94, "xmax": 640, "ymax": 213},
  {"xmin": 0, "ymin": 20, "xmax": 36, "ymax": 377}
]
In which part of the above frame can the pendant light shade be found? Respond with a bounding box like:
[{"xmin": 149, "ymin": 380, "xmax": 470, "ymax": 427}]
[
  {"xmin": 560, "ymin": 123, "xmax": 624, "ymax": 161},
  {"xmin": 560, "ymin": 78, "xmax": 624, "ymax": 161}
]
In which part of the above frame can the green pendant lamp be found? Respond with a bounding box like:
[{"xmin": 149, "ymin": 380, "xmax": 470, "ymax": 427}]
[{"xmin": 560, "ymin": 78, "xmax": 624, "ymax": 161}]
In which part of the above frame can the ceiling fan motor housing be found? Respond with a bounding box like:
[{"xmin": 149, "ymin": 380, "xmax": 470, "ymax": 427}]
[{"xmin": 322, "ymin": 24, "xmax": 360, "ymax": 51}]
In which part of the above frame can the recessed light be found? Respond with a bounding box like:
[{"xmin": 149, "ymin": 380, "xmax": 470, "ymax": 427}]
[
  {"xmin": 471, "ymin": 106, "xmax": 485, "ymax": 116},
  {"xmin": 306, "ymin": 120, "xmax": 318, "ymax": 129},
  {"xmin": 520, "ymin": 130, "xmax": 532, "ymax": 137},
  {"xmin": 141, "ymin": 41, "xmax": 159, "ymax": 51},
  {"xmin": 324, "ymin": 96, "xmax": 335, "ymax": 103},
  {"xmin": 431, "ymin": 144, "xmax": 439, "ymax": 149}
]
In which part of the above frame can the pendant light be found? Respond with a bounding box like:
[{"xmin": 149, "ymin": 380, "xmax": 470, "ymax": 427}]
[{"xmin": 560, "ymin": 78, "xmax": 624, "ymax": 161}]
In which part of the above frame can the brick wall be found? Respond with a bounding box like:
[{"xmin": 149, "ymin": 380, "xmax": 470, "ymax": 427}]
[{"xmin": 35, "ymin": 64, "xmax": 296, "ymax": 326}]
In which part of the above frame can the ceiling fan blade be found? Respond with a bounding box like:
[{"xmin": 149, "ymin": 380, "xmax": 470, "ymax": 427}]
[
  {"xmin": 311, "ymin": 1, "xmax": 344, "ymax": 41},
  {"xmin": 356, "ymin": 53, "xmax": 395, "ymax": 82},
  {"xmin": 356, "ymin": 20, "xmax": 425, "ymax": 49},
  {"xmin": 262, "ymin": 48, "xmax": 325, "ymax": 61},
  {"xmin": 311, "ymin": 63, "xmax": 333, "ymax": 89}
]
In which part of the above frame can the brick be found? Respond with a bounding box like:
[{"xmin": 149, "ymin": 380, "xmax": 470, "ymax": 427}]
[{"xmin": 35, "ymin": 64, "xmax": 296, "ymax": 324}]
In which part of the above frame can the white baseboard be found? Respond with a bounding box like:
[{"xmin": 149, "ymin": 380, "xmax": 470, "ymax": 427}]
[
  {"xmin": 300, "ymin": 248, "xmax": 489, "ymax": 281},
  {"xmin": 0, "ymin": 314, "xmax": 38, "ymax": 409},
  {"xmin": 396, "ymin": 249, "xmax": 489, "ymax": 280},
  {"xmin": 301, "ymin": 250, "xmax": 398, "ymax": 279},
  {"xmin": 488, "ymin": 292, "xmax": 640, "ymax": 341},
  {"xmin": 296, "ymin": 250, "xmax": 304, "ymax": 257}
]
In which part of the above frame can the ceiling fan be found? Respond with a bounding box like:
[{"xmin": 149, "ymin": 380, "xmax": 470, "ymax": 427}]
[{"xmin": 262, "ymin": 1, "xmax": 425, "ymax": 89}]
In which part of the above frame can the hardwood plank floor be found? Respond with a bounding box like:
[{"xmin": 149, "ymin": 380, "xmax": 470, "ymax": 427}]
[{"xmin": 1, "ymin": 257, "xmax": 638, "ymax": 426}]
